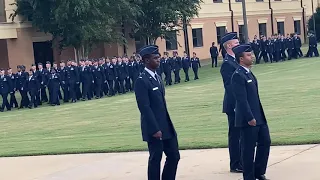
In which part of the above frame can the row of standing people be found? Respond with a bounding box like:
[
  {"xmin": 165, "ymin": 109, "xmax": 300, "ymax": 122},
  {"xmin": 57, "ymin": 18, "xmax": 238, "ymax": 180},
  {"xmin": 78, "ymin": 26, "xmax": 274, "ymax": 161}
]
[{"xmin": 0, "ymin": 52, "xmax": 202, "ymax": 112}]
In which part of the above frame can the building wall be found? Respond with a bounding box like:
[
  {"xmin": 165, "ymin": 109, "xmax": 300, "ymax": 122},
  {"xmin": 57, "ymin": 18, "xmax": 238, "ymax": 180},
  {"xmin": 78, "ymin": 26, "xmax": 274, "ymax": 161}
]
[
  {"xmin": 0, "ymin": 0, "xmax": 316, "ymax": 69},
  {"xmin": 0, "ymin": 39, "xmax": 9, "ymax": 68},
  {"xmin": 6, "ymin": 28, "xmax": 35, "ymax": 70}
]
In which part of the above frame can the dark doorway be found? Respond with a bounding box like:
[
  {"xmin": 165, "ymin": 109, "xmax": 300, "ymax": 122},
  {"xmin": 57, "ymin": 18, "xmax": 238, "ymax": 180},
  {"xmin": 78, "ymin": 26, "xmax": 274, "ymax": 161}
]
[{"xmin": 33, "ymin": 41, "xmax": 54, "ymax": 66}]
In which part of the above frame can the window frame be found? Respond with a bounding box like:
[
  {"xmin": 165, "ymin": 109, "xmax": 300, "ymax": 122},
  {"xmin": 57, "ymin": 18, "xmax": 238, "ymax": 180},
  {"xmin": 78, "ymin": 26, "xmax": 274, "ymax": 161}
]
[
  {"xmin": 165, "ymin": 31, "xmax": 178, "ymax": 51},
  {"xmin": 216, "ymin": 26, "xmax": 226, "ymax": 44},
  {"xmin": 192, "ymin": 28, "xmax": 204, "ymax": 48}
]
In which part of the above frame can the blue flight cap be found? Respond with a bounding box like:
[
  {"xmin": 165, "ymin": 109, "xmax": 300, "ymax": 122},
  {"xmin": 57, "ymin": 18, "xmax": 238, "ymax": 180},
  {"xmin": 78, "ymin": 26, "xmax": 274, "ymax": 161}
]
[
  {"xmin": 232, "ymin": 44, "xmax": 252, "ymax": 56},
  {"xmin": 138, "ymin": 45, "xmax": 160, "ymax": 58},
  {"xmin": 220, "ymin": 32, "xmax": 238, "ymax": 44}
]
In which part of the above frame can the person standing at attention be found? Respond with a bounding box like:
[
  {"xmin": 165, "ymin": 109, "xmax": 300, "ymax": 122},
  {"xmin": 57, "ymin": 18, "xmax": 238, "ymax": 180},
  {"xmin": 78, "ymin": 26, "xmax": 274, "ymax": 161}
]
[
  {"xmin": 219, "ymin": 32, "xmax": 243, "ymax": 173},
  {"xmin": 134, "ymin": 45, "xmax": 180, "ymax": 180},
  {"xmin": 210, "ymin": 42, "xmax": 219, "ymax": 67},
  {"xmin": 231, "ymin": 44, "xmax": 271, "ymax": 180}
]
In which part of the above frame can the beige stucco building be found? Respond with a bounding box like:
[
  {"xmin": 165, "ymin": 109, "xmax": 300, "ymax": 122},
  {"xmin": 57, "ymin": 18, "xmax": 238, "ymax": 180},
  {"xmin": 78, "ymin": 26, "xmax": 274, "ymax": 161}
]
[{"xmin": 0, "ymin": 0, "xmax": 318, "ymax": 70}]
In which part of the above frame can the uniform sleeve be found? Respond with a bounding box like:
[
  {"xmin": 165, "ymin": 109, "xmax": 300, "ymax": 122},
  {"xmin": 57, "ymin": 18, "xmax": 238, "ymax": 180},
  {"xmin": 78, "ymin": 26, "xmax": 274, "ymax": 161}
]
[
  {"xmin": 220, "ymin": 63, "xmax": 234, "ymax": 95},
  {"xmin": 134, "ymin": 78, "xmax": 160, "ymax": 135},
  {"xmin": 232, "ymin": 73, "xmax": 254, "ymax": 122},
  {"xmin": 8, "ymin": 77, "xmax": 13, "ymax": 92},
  {"xmin": 75, "ymin": 68, "xmax": 80, "ymax": 82}
]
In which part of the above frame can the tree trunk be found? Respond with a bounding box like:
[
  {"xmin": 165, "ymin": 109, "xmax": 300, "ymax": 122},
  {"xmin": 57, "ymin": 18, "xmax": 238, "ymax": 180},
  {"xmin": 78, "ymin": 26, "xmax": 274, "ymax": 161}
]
[
  {"xmin": 74, "ymin": 44, "xmax": 90, "ymax": 62},
  {"xmin": 151, "ymin": 37, "xmax": 156, "ymax": 45}
]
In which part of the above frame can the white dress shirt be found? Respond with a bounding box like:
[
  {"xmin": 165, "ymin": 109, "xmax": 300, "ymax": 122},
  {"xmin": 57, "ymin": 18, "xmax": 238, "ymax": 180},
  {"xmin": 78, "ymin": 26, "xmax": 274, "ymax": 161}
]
[
  {"xmin": 144, "ymin": 67, "xmax": 158, "ymax": 81},
  {"xmin": 241, "ymin": 65, "xmax": 250, "ymax": 73}
]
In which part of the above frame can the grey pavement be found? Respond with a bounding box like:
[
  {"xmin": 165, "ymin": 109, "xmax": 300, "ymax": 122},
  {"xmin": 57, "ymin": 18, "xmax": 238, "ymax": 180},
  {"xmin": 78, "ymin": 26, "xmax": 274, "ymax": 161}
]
[{"xmin": 0, "ymin": 144, "xmax": 319, "ymax": 180}]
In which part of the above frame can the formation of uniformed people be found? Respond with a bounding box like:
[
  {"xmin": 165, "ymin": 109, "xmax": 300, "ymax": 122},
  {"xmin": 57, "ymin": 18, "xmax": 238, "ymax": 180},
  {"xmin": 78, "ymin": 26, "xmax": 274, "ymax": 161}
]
[
  {"xmin": 0, "ymin": 51, "xmax": 201, "ymax": 112},
  {"xmin": 250, "ymin": 32, "xmax": 318, "ymax": 64},
  {"xmin": 159, "ymin": 51, "xmax": 201, "ymax": 86},
  {"xmin": 220, "ymin": 32, "xmax": 271, "ymax": 180}
]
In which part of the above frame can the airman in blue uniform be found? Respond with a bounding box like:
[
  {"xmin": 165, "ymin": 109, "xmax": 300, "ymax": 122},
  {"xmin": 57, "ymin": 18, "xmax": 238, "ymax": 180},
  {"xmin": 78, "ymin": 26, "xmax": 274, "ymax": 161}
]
[
  {"xmin": 219, "ymin": 32, "xmax": 243, "ymax": 173},
  {"xmin": 181, "ymin": 51, "xmax": 191, "ymax": 82},
  {"xmin": 190, "ymin": 52, "xmax": 201, "ymax": 80},
  {"xmin": 231, "ymin": 44, "xmax": 271, "ymax": 180},
  {"xmin": 172, "ymin": 51, "xmax": 181, "ymax": 84},
  {"xmin": 134, "ymin": 45, "xmax": 180, "ymax": 180},
  {"xmin": 7, "ymin": 68, "xmax": 18, "ymax": 108},
  {"xmin": 293, "ymin": 33, "xmax": 303, "ymax": 57},
  {"xmin": 305, "ymin": 32, "xmax": 319, "ymax": 57},
  {"xmin": 16, "ymin": 65, "xmax": 29, "ymax": 108},
  {"xmin": 0, "ymin": 69, "xmax": 12, "ymax": 112}
]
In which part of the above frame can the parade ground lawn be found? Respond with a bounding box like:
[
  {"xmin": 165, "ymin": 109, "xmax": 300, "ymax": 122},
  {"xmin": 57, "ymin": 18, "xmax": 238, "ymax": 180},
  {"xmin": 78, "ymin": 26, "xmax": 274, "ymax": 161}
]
[{"xmin": 1, "ymin": 57, "xmax": 320, "ymax": 157}]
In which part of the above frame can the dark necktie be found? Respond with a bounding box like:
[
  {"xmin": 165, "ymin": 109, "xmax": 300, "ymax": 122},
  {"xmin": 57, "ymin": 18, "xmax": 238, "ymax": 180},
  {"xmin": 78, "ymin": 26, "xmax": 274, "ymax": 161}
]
[
  {"xmin": 155, "ymin": 74, "xmax": 161, "ymax": 84},
  {"xmin": 247, "ymin": 71, "xmax": 257, "ymax": 83}
]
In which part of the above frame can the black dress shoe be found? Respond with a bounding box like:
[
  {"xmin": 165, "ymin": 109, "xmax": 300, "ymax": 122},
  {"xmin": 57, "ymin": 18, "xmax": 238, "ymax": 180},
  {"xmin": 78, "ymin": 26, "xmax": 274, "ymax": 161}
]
[
  {"xmin": 230, "ymin": 168, "xmax": 243, "ymax": 173},
  {"xmin": 256, "ymin": 175, "xmax": 269, "ymax": 180}
]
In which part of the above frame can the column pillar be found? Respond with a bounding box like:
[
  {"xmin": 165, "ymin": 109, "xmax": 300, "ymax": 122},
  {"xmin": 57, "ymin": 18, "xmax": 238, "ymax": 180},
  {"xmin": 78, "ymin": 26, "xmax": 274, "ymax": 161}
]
[{"xmin": 6, "ymin": 27, "xmax": 34, "ymax": 71}]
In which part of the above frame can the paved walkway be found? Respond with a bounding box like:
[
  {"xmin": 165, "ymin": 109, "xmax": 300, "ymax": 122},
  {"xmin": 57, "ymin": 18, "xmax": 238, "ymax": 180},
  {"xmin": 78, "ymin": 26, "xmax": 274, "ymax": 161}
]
[{"xmin": 0, "ymin": 144, "xmax": 319, "ymax": 180}]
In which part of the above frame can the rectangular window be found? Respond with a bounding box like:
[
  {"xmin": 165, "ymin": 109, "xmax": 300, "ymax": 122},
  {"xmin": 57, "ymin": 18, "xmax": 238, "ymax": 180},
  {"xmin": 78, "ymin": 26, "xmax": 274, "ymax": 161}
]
[
  {"xmin": 256, "ymin": 0, "xmax": 264, "ymax": 1},
  {"xmin": 213, "ymin": 0, "xmax": 222, "ymax": 3},
  {"xmin": 165, "ymin": 31, "xmax": 178, "ymax": 51},
  {"xmin": 238, "ymin": 25, "xmax": 245, "ymax": 43},
  {"xmin": 277, "ymin": 22, "xmax": 285, "ymax": 35},
  {"xmin": 192, "ymin": 28, "xmax": 203, "ymax": 47},
  {"xmin": 259, "ymin": 23, "xmax": 267, "ymax": 36},
  {"xmin": 216, "ymin": 26, "xmax": 226, "ymax": 44},
  {"xmin": 294, "ymin": 20, "xmax": 301, "ymax": 35},
  {"xmin": 235, "ymin": 0, "xmax": 242, "ymax": 2}
]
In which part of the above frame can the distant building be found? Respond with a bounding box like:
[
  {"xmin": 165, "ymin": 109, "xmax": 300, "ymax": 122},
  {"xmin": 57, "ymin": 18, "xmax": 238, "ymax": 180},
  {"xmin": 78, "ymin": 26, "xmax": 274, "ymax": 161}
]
[{"xmin": 0, "ymin": 0, "xmax": 317, "ymax": 69}]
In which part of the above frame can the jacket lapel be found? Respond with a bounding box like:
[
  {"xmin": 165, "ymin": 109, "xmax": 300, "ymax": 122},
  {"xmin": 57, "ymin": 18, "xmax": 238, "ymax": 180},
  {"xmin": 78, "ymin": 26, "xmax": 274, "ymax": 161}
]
[
  {"xmin": 143, "ymin": 70, "xmax": 159, "ymax": 87},
  {"xmin": 239, "ymin": 66, "xmax": 257, "ymax": 86}
]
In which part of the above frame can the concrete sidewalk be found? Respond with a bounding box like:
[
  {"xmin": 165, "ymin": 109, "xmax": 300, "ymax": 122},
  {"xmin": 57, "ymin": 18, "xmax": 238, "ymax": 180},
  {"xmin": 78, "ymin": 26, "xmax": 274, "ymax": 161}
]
[{"xmin": 0, "ymin": 144, "xmax": 319, "ymax": 180}]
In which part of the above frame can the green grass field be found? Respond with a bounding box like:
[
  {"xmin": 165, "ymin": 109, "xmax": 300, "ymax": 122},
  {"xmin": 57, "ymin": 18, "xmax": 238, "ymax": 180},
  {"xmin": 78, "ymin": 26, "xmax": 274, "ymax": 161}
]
[{"xmin": 1, "ymin": 56, "xmax": 320, "ymax": 157}]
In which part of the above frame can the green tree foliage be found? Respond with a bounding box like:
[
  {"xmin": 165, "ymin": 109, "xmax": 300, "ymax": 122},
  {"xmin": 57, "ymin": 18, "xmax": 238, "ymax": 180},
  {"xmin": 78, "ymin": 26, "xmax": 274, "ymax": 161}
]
[
  {"xmin": 11, "ymin": 0, "xmax": 201, "ymax": 57},
  {"xmin": 308, "ymin": 7, "xmax": 320, "ymax": 41},
  {"xmin": 10, "ymin": 0, "xmax": 140, "ymax": 58},
  {"xmin": 131, "ymin": 0, "xmax": 202, "ymax": 45}
]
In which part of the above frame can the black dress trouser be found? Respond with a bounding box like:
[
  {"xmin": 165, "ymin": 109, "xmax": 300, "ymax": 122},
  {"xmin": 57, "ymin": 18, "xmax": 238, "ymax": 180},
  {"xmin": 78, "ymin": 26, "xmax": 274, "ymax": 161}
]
[{"xmin": 147, "ymin": 136, "xmax": 180, "ymax": 180}]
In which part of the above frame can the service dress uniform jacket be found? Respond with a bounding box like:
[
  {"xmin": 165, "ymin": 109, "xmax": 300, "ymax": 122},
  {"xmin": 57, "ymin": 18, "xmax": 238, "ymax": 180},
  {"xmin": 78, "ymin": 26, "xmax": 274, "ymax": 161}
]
[
  {"xmin": 134, "ymin": 68, "xmax": 180, "ymax": 180},
  {"xmin": 220, "ymin": 53, "xmax": 242, "ymax": 170},
  {"xmin": 232, "ymin": 66, "xmax": 271, "ymax": 180},
  {"xmin": 135, "ymin": 70, "xmax": 176, "ymax": 142}
]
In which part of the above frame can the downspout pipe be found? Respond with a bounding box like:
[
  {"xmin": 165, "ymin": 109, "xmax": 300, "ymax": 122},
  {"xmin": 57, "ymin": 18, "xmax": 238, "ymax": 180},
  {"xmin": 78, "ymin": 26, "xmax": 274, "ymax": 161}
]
[
  {"xmin": 229, "ymin": 0, "xmax": 234, "ymax": 31},
  {"xmin": 301, "ymin": 0, "xmax": 307, "ymax": 42},
  {"xmin": 269, "ymin": 0, "xmax": 275, "ymax": 35}
]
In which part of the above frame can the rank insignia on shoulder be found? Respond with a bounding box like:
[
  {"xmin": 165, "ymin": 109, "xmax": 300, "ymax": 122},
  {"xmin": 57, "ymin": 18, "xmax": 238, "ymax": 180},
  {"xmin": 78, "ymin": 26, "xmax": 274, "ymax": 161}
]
[{"xmin": 139, "ymin": 76, "xmax": 142, "ymax": 79}]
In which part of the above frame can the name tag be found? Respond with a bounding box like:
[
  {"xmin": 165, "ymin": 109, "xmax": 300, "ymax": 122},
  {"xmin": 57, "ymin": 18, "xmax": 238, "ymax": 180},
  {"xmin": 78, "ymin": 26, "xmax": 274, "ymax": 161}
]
[
  {"xmin": 153, "ymin": 87, "xmax": 159, "ymax": 91},
  {"xmin": 247, "ymin": 80, "xmax": 253, "ymax": 83}
]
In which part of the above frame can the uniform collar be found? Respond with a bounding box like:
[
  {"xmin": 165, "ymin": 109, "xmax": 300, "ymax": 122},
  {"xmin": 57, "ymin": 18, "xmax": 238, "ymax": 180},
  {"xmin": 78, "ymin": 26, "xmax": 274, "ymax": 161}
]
[
  {"xmin": 240, "ymin": 65, "xmax": 250, "ymax": 73},
  {"xmin": 226, "ymin": 53, "xmax": 235, "ymax": 59},
  {"xmin": 144, "ymin": 67, "xmax": 157, "ymax": 80}
]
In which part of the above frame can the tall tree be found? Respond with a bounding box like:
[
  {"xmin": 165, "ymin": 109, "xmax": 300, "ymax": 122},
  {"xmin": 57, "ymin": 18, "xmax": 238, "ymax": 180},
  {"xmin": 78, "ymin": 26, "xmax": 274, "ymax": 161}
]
[
  {"xmin": 308, "ymin": 7, "xmax": 320, "ymax": 41},
  {"xmin": 11, "ymin": 0, "xmax": 141, "ymax": 59},
  {"xmin": 131, "ymin": 0, "xmax": 202, "ymax": 45}
]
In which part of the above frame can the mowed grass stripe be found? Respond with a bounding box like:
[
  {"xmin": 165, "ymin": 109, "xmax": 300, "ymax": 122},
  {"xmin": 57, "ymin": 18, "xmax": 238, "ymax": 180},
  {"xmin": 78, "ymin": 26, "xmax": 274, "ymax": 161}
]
[{"xmin": 0, "ymin": 57, "xmax": 320, "ymax": 157}]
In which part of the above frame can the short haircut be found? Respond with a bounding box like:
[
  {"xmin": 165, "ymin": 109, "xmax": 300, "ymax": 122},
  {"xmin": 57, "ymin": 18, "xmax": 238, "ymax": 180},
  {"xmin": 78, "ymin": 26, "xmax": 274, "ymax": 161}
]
[
  {"xmin": 235, "ymin": 52, "xmax": 245, "ymax": 63},
  {"xmin": 141, "ymin": 54, "xmax": 152, "ymax": 63}
]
